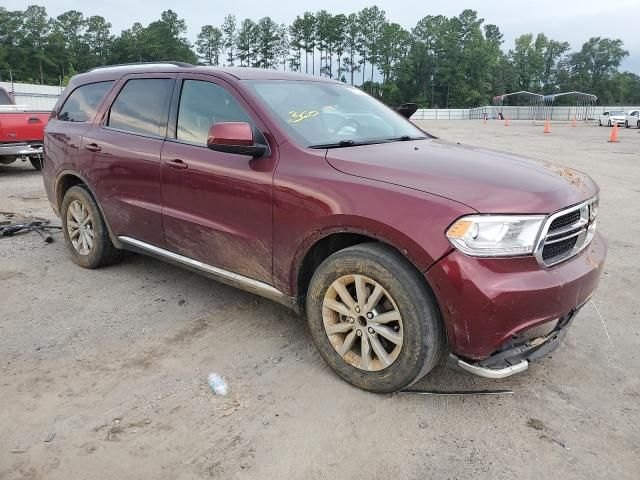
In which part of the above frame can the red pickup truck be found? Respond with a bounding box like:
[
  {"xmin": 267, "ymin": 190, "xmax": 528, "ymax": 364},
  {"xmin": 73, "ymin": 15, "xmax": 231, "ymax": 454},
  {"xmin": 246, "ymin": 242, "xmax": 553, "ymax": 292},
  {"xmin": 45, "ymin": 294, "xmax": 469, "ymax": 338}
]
[{"xmin": 0, "ymin": 87, "xmax": 50, "ymax": 170}]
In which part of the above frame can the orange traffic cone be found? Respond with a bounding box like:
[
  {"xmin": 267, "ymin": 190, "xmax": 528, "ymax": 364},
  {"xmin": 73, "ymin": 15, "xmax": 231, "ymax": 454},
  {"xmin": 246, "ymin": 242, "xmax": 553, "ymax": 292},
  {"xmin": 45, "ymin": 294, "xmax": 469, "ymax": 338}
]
[
  {"xmin": 504, "ymin": 115, "xmax": 510, "ymax": 127},
  {"xmin": 608, "ymin": 123, "xmax": 619, "ymax": 143},
  {"xmin": 571, "ymin": 116, "xmax": 577, "ymax": 127},
  {"xmin": 543, "ymin": 118, "xmax": 551, "ymax": 134}
]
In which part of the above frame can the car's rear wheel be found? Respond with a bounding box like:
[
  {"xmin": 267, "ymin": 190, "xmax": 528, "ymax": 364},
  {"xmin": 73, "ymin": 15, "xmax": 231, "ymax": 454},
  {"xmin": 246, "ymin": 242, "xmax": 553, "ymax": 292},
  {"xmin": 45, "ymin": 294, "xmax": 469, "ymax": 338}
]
[
  {"xmin": 61, "ymin": 185, "xmax": 122, "ymax": 268},
  {"xmin": 306, "ymin": 243, "xmax": 445, "ymax": 393}
]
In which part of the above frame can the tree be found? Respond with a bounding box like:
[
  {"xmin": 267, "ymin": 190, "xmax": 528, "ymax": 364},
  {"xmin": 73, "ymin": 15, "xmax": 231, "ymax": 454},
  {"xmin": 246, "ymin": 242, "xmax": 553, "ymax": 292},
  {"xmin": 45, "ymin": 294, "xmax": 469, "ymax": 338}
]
[
  {"xmin": 315, "ymin": 10, "xmax": 332, "ymax": 76},
  {"xmin": 300, "ymin": 12, "xmax": 316, "ymax": 74},
  {"xmin": 342, "ymin": 13, "xmax": 362, "ymax": 85},
  {"xmin": 221, "ymin": 15, "xmax": 237, "ymax": 66},
  {"xmin": 53, "ymin": 10, "xmax": 86, "ymax": 71},
  {"xmin": 567, "ymin": 37, "xmax": 628, "ymax": 101},
  {"xmin": 84, "ymin": 16, "xmax": 113, "ymax": 67},
  {"xmin": 1, "ymin": 5, "xmax": 638, "ymax": 107},
  {"xmin": 21, "ymin": 5, "xmax": 51, "ymax": 82},
  {"xmin": 377, "ymin": 23, "xmax": 409, "ymax": 86},
  {"xmin": 255, "ymin": 17, "xmax": 281, "ymax": 68},
  {"xmin": 358, "ymin": 6, "xmax": 386, "ymax": 88},
  {"xmin": 196, "ymin": 25, "xmax": 223, "ymax": 65},
  {"xmin": 288, "ymin": 18, "xmax": 303, "ymax": 72},
  {"xmin": 237, "ymin": 18, "xmax": 257, "ymax": 66}
]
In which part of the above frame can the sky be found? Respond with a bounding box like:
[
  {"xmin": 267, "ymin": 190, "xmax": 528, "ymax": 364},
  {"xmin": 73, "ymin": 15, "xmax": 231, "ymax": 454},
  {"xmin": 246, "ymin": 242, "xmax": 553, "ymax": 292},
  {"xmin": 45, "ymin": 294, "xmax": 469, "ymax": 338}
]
[{"xmin": 6, "ymin": 0, "xmax": 640, "ymax": 73}]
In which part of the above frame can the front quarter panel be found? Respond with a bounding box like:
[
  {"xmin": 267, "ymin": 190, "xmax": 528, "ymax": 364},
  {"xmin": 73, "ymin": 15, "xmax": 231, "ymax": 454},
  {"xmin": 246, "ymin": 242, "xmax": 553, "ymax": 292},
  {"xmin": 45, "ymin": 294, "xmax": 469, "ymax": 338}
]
[{"xmin": 272, "ymin": 141, "xmax": 475, "ymax": 296}]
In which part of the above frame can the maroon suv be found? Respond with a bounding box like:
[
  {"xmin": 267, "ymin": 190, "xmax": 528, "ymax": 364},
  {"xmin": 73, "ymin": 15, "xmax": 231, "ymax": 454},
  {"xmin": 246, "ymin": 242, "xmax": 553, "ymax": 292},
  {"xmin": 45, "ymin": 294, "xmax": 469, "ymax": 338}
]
[{"xmin": 42, "ymin": 63, "xmax": 606, "ymax": 393}]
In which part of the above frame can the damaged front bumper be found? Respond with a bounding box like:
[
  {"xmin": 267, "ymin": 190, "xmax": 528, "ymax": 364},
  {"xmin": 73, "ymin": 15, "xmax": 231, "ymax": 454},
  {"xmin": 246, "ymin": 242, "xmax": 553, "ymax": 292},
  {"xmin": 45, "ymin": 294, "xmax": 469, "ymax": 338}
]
[{"xmin": 449, "ymin": 309, "xmax": 578, "ymax": 379}]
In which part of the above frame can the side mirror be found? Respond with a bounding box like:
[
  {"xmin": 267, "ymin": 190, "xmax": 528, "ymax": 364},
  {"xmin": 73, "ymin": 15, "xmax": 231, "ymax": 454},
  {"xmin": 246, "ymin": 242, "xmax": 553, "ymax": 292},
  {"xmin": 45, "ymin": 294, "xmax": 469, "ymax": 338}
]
[
  {"xmin": 396, "ymin": 103, "xmax": 418, "ymax": 119},
  {"xmin": 207, "ymin": 122, "xmax": 267, "ymax": 158}
]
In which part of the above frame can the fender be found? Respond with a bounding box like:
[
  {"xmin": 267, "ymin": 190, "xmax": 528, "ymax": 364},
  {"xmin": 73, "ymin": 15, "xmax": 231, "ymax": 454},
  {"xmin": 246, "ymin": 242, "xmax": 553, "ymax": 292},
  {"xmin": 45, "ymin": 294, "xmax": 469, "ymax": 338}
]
[{"xmin": 288, "ymin": 214, "xmax": 454, "ymax": 296}]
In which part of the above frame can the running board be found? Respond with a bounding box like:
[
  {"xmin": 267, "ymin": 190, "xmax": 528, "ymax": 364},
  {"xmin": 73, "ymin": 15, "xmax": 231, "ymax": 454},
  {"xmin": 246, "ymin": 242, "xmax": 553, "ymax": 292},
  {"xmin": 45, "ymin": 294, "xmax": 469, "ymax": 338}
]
[{"xmin": 117, "ymin": 236, "xmax": 290, "ymax": 307}]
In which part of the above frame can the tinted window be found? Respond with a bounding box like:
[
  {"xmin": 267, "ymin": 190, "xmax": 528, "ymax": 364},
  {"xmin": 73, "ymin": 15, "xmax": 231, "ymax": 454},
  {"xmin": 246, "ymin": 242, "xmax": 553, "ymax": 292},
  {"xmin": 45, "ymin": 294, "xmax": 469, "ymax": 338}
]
[
  {"xmin": 177, "ymin": 80, "xmax": 252, "ymax": 145},
  {"xmin": 108, "ymin": 79, "xmax": 173, "ymax": 136},
  {"xmin": 59, "ymin": 81, "xmax": 113, "ymax": 122}
]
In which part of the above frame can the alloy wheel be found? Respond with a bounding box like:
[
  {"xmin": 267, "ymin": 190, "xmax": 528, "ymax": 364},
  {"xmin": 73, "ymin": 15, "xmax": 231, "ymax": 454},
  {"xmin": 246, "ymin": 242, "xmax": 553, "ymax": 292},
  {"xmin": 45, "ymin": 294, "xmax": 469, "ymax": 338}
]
[
  {"xmin": 322, "ymin": 274, "xmax": 403, "ymax": 371},
  {"xmin": 66, "ymin": 199, "xmax": 95, "ymax": 255}
]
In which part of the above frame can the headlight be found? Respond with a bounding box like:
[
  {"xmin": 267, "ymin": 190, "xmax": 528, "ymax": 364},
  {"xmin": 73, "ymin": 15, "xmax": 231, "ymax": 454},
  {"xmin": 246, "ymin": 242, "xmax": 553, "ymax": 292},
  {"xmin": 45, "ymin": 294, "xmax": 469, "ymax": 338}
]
[{"xmin": 446, "ymin": 215, "xmax": 545, "ymax": 257}]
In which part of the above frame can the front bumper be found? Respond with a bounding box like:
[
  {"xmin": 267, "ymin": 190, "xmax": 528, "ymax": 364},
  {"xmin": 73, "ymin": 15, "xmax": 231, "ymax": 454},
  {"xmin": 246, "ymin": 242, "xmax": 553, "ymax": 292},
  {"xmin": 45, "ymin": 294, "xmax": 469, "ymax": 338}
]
[
  {"xmin": 0, "ymin": 142, "xmax": 43, "ymax": 157},
  {"xmin": 449, "ymin": 309, "xmax": 577, "ymax": 378},
  {"xmin": 426, "ymin": 231, "xmax": 606, "ymax": 361}
]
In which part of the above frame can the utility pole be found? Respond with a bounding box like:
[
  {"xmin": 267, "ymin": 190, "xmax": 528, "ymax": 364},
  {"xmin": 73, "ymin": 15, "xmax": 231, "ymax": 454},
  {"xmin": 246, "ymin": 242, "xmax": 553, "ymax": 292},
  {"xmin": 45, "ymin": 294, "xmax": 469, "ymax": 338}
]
[{"xmin": 10, "ymin": 69, "xmax": 15, "ymax": 103}]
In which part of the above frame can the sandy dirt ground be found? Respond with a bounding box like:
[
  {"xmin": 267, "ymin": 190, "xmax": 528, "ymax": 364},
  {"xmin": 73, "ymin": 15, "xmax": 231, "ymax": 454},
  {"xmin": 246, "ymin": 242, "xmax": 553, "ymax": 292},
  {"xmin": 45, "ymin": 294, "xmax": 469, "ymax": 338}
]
[{"xmin": 1, "ymin": 120, "xmax": 638, "ymax": 479}]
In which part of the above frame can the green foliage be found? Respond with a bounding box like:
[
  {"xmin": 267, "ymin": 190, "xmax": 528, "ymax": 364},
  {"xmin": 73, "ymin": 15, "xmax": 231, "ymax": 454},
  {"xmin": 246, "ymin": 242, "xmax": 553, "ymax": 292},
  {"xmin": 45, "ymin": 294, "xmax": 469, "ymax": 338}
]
[{"xmin": 0, "ymin": 5, "xmax": 635, "ymax": 106}]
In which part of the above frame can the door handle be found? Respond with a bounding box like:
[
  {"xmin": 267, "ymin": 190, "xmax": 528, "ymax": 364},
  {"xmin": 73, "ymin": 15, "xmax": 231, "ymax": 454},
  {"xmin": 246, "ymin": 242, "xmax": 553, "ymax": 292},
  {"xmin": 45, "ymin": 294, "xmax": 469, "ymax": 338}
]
[
  {"xmin": 84, "ymin": 143, "xmax": 101, "ymax": 152},
  {"xmin": 167, "ymin": 158, "xmax": 188, "ymax": 170}
]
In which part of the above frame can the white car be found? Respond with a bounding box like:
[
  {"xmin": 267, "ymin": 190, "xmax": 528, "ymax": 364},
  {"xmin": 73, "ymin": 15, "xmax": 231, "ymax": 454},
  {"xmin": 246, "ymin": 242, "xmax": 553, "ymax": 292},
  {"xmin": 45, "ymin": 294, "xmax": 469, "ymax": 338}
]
[
  {"xmin": 625, "ymin": 109, "xmax": 640, "ymax": 128},
  {"xmin": 599, "ymin": 110, "xmax": 626, "ymax": 126}
]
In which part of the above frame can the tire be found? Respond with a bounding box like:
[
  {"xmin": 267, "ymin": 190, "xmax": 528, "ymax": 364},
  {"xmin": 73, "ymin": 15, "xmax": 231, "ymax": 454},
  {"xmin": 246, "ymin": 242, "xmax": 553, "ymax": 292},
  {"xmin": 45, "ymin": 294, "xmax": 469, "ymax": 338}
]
[
  {"xmin": 61, "ymin": 185, "xmax": 122, "ymax": 268},
  {"xmin": 306, "ymin": 243, "xmax": 445, "ymax": 393},
  {"xmin": 29, "ymin": 156, "xmax": 42, "ymax": 171},
  {"xmin": 637, "ymin": 121, "xmax": 640, "ymax": 129}
]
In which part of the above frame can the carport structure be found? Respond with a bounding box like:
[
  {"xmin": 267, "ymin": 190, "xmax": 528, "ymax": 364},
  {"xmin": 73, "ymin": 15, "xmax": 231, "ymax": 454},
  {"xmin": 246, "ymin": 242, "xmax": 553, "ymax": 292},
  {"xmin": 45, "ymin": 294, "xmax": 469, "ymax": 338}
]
[
  {"xmin": 543, "ymin": 91, "xmax": 598, "ymax": 121},
  {"xmin": 492, "ymin": 91, "xmax": 545, "ymax": 121}
]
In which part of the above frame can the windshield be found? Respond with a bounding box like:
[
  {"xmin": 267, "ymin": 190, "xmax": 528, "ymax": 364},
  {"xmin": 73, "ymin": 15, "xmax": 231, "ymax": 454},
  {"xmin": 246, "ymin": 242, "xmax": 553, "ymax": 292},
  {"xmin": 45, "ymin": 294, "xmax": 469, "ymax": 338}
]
[
  {"xmin": 610, "ymin": 111, "xmax": 625, "ymax": 116},
  {"xmin": 246, "ymin": 80, "xmax": 427, "ymax": 148}
]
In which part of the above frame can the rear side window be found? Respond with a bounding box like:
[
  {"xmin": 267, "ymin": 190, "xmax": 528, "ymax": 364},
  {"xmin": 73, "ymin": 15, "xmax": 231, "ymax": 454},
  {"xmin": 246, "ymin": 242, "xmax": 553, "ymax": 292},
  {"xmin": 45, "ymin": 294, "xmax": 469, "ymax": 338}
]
[
  {"xmin": 176, "ymin": 80, "xmax": 252, "ymax": 145},
  {"xmin": 107, "ymin": 79, "xmax": 173, "ymax": 137},
  {"xmin": 58, "ymin": 81, "xmax": 114, "ymax": 122}
]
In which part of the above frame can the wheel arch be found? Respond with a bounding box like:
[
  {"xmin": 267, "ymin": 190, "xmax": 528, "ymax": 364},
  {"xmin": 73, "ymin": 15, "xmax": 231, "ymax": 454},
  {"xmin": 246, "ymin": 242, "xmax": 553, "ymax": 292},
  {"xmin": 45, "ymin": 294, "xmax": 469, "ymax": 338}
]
[
  {"xmin": 291, "ymin": 220, "xmax": 445, "ymax": 300},
  {"xmin": 55, "ymin": 170, "xmax": 122, "ymax": 248}
]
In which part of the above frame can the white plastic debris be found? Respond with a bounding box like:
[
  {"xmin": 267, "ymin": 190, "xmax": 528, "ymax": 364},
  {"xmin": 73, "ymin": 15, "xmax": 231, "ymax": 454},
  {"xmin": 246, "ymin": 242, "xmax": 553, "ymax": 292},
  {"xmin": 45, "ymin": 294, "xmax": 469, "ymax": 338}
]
[{"xmin": 207, "ymin": 373, "xmax": 228, "ymax": 396}]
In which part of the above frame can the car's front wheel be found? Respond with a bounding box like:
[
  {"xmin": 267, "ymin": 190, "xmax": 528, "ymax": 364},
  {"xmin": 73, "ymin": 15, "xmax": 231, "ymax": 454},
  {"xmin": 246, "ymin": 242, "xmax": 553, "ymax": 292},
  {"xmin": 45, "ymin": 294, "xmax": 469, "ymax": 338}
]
[
  {"xmin": 306, "ymin": 243, "xmax": 445, "ymax": 393},
  {"xmin": 61, "ymin": 185, "xmax": 122, "ymax": 268}
]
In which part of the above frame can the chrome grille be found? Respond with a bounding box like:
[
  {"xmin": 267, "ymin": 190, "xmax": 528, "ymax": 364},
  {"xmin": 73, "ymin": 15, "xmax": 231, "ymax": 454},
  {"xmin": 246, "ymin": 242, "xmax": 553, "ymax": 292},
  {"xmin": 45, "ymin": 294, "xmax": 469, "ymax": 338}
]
[{"xmin": 535, "ymin": 197, "xmax": 598, "ymax": 267}]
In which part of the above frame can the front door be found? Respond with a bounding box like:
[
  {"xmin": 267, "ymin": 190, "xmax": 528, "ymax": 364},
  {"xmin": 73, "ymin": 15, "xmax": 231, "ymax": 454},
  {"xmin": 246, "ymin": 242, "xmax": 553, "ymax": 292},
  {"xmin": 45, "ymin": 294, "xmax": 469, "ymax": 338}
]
[{"xmin": 160, "ymin": 75, "xmax": 277, "ymax": 283}]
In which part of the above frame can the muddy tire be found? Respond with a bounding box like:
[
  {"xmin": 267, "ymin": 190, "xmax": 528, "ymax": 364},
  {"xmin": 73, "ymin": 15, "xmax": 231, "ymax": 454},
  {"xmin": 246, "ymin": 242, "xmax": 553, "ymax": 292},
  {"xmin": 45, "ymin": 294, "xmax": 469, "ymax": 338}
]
[
  {"xmin": 306, "ymin": 243, "xmax": 445, "ymax": 393},
  {"xmin": 29, "ymin": 156, "xmax": 42, "ymax": 171},
  {"xmin": 61, "ymin": 185, "xmax": 122, "ymax": 268}
]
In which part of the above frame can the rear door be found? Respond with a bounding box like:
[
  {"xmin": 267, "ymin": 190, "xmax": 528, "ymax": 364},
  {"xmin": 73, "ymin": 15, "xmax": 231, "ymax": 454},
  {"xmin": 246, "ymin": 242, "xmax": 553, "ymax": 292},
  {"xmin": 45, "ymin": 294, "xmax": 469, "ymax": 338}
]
[
  {"xmin": 160, "ymin": 74, "xmax": 277, "ymax": 283},
  {"xmin": 82, "ymin": 73, "xmax": 175, "ymax": 247}
]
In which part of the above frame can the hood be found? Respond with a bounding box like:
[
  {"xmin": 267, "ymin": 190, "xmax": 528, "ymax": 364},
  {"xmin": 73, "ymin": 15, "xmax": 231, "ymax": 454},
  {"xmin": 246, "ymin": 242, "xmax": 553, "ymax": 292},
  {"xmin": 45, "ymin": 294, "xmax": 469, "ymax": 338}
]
[{"xmin": 325, "ymin": 139, "xmax": 598, "ymax": 214}]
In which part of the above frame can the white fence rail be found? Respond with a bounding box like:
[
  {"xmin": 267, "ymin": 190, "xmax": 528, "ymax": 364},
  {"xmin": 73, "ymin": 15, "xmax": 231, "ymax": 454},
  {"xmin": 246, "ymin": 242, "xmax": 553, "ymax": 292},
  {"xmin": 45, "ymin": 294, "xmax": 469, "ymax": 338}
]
[
  {"xmin": 412, "ymin": 105, "xmax": 640, "ymax": 121},
  {"xmin": 0, "ymin": 82, "xmax": 63, "ymax": 110}
]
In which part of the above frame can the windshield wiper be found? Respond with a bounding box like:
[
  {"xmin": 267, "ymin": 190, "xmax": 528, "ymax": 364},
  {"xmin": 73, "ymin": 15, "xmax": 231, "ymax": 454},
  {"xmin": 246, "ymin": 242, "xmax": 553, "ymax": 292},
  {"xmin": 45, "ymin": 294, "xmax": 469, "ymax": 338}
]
[
  {"xmin": 385, "ymin": 135, "xmax": 427, "ymax": 142},
  {"xmin": 308, "ymin": 139, "xmax": 391, "ymax": 149}
]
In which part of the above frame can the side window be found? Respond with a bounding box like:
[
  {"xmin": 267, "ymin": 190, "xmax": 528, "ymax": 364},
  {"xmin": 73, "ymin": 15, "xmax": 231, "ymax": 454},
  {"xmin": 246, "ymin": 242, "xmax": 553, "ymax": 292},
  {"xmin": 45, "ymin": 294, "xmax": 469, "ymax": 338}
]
[
  {"xmin": 58, "ymin": 81, "xmax": 114, "ymax": 122},
  {"xmin": 107, "ymin": 78, "xmax": 173, "ymax": 137},
  {"xmin": 603, "ymin": 112, "xmax": 609, "ymax": 116},
  {"xmin": 177, "ymin": 80, "xmax": 253, "ymax": 145}
]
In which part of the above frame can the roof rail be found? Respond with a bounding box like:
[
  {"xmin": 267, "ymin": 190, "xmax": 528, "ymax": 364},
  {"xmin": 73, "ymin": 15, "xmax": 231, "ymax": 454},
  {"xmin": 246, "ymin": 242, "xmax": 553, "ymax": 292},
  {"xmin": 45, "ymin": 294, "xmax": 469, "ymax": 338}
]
[{"xmin": 87, "ymin": 61, "xmax": 194, "ymax": 72}]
